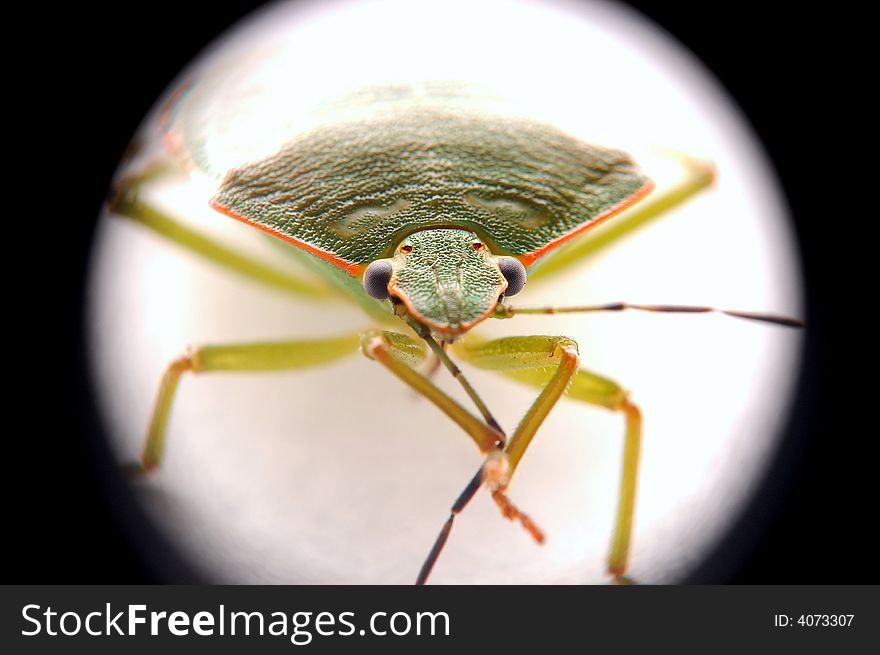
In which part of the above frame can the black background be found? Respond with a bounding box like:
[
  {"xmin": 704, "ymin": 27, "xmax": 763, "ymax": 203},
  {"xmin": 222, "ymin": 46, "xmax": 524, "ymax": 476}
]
[{"xmin": 10, "ymin": 0, "xmax": 863, "ymax": 586}]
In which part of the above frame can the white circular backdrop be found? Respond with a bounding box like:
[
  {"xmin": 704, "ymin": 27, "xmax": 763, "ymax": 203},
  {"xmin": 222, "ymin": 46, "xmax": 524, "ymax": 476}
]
[{"xmin": 88, "ymin": 0, "xmax": 803, "ymax": 584}]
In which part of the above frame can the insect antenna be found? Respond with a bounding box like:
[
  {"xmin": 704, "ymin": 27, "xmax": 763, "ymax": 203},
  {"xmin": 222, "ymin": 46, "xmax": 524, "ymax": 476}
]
[
  {"xmin": 406, "ymin": 318, "xmax": 507, "ymax": 438},
  {"xmin": 416, "ymin": 465, "xmax": 484, "ymax": 585},
  {"xmin": 500, "ymin": 302, "xmax": 803, "ymax": 328},
  {"xmin": 416, "ymin": 452, "xmax": 546, "ymax": 585},
  {"xmin": 405, "ymin": 318, "xmax": 531, "ymax": 584}
]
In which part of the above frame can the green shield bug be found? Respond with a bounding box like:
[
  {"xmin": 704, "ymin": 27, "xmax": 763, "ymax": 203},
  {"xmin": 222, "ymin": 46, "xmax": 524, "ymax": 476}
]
[{"xmin": 89, "ymin": 0, "xmax": 804, "ymax": 584}]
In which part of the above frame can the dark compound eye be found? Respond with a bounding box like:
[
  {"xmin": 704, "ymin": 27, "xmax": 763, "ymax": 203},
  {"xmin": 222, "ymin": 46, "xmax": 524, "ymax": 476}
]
[
  {"xmin": 362, "ymin": 259, "xmax": 393, "ymax": 299},
  {"xmin": 399, "ymin": 243, "xmax": 413, "ymax": 253},
  {"xmin": 472, "ymin": 241, "xmax": 486, "ymax": 251},
  {"xmin": 498, "ymin": 256, "xmax": 527, "ymax": 296}
]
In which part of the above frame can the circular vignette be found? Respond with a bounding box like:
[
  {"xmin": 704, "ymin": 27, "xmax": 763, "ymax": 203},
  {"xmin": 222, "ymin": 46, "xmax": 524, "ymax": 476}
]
[{"xmin": 84, "ymin": 3, "xmax": 799, "ymax": 581}]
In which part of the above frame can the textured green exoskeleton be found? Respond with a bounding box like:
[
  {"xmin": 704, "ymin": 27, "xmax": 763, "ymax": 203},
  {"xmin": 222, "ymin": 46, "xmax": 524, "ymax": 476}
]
[
  {"xmin": 211, "ymin": 107, "xmax": 650, "ymax": 338},
  {"xmin": 212, "ymin": 109, "xmax": 650, "ymax": 271},
  {"xmin": 379, "ymin": 229, "xmax": 509, "ymax": 338}
]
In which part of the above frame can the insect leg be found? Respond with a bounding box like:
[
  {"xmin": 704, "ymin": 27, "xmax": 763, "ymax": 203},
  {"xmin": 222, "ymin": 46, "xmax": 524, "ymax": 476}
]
[
  {"xmin": 417, "ymin": 335, "xmax": 584, "ymax": 585},
  {"xmin": 109, "ymin": 171, "xmax": 335, "ymax": 298},
  {"xmin": 529, "ymin": 155, "xmax": 715, "ymax": 283},
  {"xmin": 404, "ymin": 318, "xmax": 507, "ymax": 436},
  {"xmin": 360, "ymin": 330, "xmax": 502, "ymax": 453},
  {"xmin": 135, "ymin": 334, "xmax": 361, "ymax": 473},
  {"xmin": 456, "ymin": 335, "xmax": 642, "ymax": 583},
  {"xmin": 362, "ymin": 330, "xmax": 542, "ymax": 584}
]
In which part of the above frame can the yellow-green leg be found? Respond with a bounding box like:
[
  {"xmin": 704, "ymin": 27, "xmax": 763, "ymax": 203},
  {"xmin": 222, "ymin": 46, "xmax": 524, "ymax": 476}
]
[
  {"xmin": 455, "ymin": 334, "xmax": 643, "ymax": 583},
  {"xmin": 109, "ymin": 166, "xmax": 336, "ymax": 299},
  {"xmin": 361, "ymin": 330, "xmax": 566, "ymax": 585},
  {"xmin": 138, "ymin": 328, "xmax": 510, "ymax": 562},
  {"xmin": 360, "ymin": 330, "xmax": 503, "ymax": 453},
  {"xmin": 416, "ymin": 334, "xmax": 597, "ymax": 584},
  {"xmin": 135, "ymin": 334, "xmax": 362, "ymax": 472},
  {"xmin": 529, "ymin": 155, "xmax": 716, "ymax": 283}
]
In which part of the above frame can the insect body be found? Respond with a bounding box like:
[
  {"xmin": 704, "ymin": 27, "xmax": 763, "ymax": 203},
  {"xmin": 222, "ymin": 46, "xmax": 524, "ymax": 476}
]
[
  {"xmin": 212, "ymin": 108, "xmax": 651, "ymax": 336},
  {"xmin": 109, "ymin": 87, "xmax": 800, "ymax": 584}
]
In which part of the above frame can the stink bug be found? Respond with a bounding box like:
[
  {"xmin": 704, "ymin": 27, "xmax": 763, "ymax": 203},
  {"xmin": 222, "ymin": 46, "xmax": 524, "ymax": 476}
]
[{"xmin": 89, "ymin": 0, "xmax": 803, "ymax": 584}]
